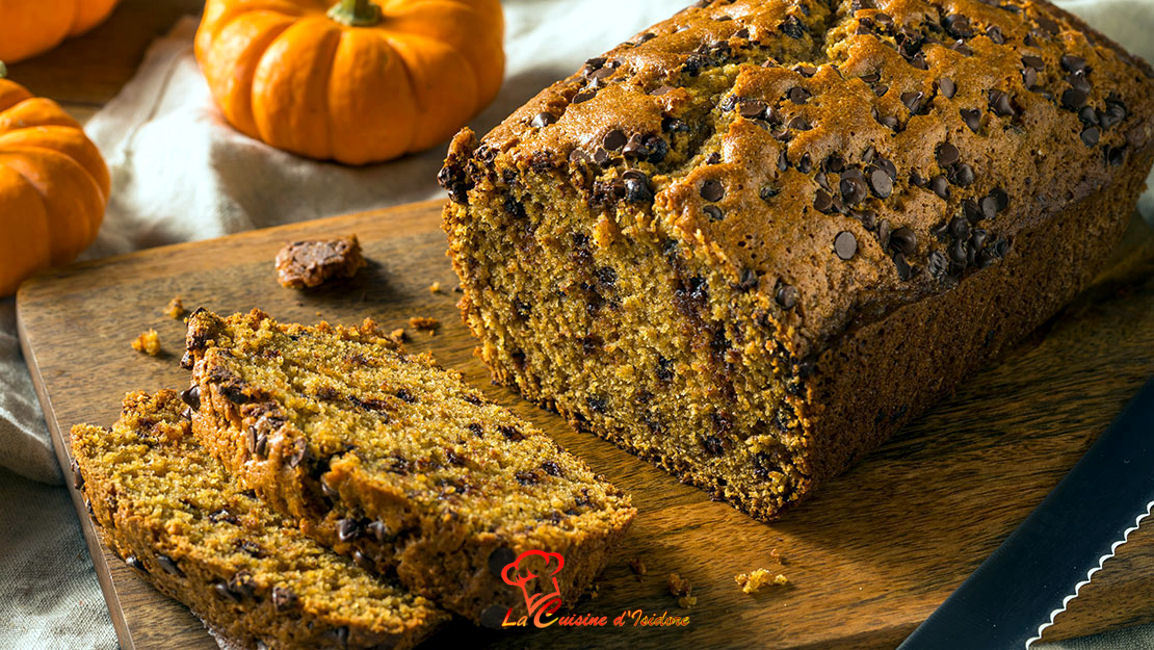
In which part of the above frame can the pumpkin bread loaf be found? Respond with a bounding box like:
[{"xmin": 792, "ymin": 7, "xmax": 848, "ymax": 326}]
[
  {"xmin": 182, "ymin": 309, "xmax": 636, "ymax": 625},
  {"xmin": 440, "ymin": 0, "xmax": 1154, "ymax": 520},
  {"xmin": 70, "ymin": 390, "xmax": 448, "ymax": 650}
]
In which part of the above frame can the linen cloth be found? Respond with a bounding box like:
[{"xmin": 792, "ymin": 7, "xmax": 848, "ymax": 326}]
[{"xmin": 0, "ymin": 0, "xmax": 1152, "ymax": 647}]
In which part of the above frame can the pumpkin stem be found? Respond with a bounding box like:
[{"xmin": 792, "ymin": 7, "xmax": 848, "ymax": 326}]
[{"xmin": 328, "ymin": 0, "xmax": 382, "ymax": 26}]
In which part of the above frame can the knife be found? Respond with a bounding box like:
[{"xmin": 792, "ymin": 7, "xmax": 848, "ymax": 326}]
[{"xmin": 899, "ymin": 376, "xmax": 1154, "ymax": 649}]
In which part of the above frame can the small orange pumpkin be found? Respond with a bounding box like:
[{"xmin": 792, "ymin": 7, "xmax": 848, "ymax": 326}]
[
  {"xmin": 0, "ymin": 0, "xmax": 121, "ymax": 64},
  {"xmin": 195, "ymin": 0, "xmax": 505, "ymax": 165},
  {"xmin": 0, "ymin": 63, "xmax": 110, "ymax": 297}
]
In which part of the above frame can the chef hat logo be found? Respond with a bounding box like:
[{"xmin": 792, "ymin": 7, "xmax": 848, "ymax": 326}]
[{"xmin": 501, "ymin": 550, "xmax": 565, "ymax": 612}]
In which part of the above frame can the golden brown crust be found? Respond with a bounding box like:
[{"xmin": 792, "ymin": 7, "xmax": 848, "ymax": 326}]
[
  {"xmin": 70, "ymin": 390, "xmax": 448, "ymax": 650},
  {"xmin": 443, "ymin": 0, "xmax": 1153, "ymax": 355},
  {"xmin": 439, "ymin": 0, "xmax": 1154, "ymax": 520},
  {"xmin": 183, "ymin": 309, "xmax": 636, "ymax": 624}
]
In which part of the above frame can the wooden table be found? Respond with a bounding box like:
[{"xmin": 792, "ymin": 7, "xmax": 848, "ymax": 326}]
[{"xmin": 11, "ymin": 1, "xmax": 1154, "ymax": 648}]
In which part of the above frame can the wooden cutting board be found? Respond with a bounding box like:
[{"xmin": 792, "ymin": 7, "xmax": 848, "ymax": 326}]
[{"xmin": 16, "ymin": 199, "xmax": 1154, "ymax": 649}]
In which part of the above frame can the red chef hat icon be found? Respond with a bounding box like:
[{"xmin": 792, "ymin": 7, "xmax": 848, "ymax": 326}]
[{"xmin": 501, "ymin": 550, "xmax": 565, "ymax": 619}]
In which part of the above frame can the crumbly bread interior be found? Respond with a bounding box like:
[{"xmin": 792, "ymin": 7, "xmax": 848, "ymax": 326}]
[{"xmin": 70, "ymin": 390, "xmax": 447, "ymax": 650}]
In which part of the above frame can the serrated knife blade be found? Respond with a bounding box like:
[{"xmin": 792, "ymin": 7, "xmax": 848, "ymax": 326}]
[{"xmin": 899, "ymin": 377, "xmax": 1154, "ymax": 649}]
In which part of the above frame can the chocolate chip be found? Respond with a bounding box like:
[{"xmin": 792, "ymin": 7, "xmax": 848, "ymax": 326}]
[
  {"xmin": 986, "ymin": 25, "xmax": 1005, "ymax": 44},
  {"xmin": 221, "ymin": 385, "xmax": 248, "ymax": 404},
  {"xmin": 488, "ymin": 547, "xmax": 516, "ymax": 576},
  {"xmin": 868, "ymin": 168, "xmax": 893, "ymax": 198},
  {"xmin": 214, "ymin": 581, "xmax": 241, "ymax": 603},
  {"xmin": 156, "ymin": 554, "xmax": 184, "ymax": 577},
  {"xmin": 367, "ymin": 520, "xmax": 391, "ymax": 543},
  {"xmin": 988, "ymin": 90, "xmax": 1016, "ymax": 117},
  {"xmin": 930, "ymin": 175, "xmax": 950, "ymax": 199},
  {"xmin": 287, "ymin": 438, "xmax": 311, "ymax": 469},
  {"xmin": 624, "ymin": 174, "xmax": 653, "ymax": 204},
  {"xmin": 1067, "ymin": 71, "xmax": 1091, "ymax": 94},
  {"xmin": 901, "ymin": 91, "xmax": 926, "ymax": 114},
  {"xmin": 759, "ymin": 185, "xmax": 780, "ymax": 201},
  {"xmin": 780, "ymin": 15, "xmax": 806, "ymax": 39},
  {"xmin": 1061, "ymin": 89, "xmax": 1088, "ymax": 113},
  {"xmin": 950, "ymin": 163, "xmax": 975, "ymax": 187},
  {"xmin": 1022, "ymin": 67, "xmax": 1039, "ymax": 90},
  {"xmin": 939, "ymin": 78, "xmax": 956, "ymax": 98},
  {"xmin": 700, "ymin": 179, "xmax": 724, "ymax": 202},
  {"xmin": 893, "ymin": 253, "xmax": 912, "ymax": 280},
  {"xmin": 788, "ymin": 87, "xmax": 811, "ymax": 104},
  {"xmin": 794, "ymin": 64, "xmax": 817, "ymax": 77},
  {"xmin": 1022, "ymin": 55, "xmax": 1045, "ymax": 70},
  {"xmin": 515, "ymin": 470, "xmax": 539, "ymax": 485},
  {"xmin": 602, "ymin": 129, "xmax": 627, "ymax": 151},
  {"xmin": 840, "ymin": 176, "xmax": 868, "ymax": 204},
  {"xmin": 788, "ymin": 115, "xmax": 812, "ymax": 131},
  {"xmin": 571, "ymin": 90, "xmax": 595, "ymax": 104},
  {"xmin": 949, "ymin": 239, "xmax": 970, "ymax": 264},
  {"xmin": 1102, "ymin": 98, "xmax": 1127, "ymax": 127},
  {"xmin": 1079, "ymin": 106, "xmax": 1100, "ymax": 125},
  {"xmin": 797, "ymin": 153, "xmax": 812, "ymax": 173},
  {"xmin": 228, "ymin": 572, "xmax": 255, "ymax": 600},
  {"xmin": 1080, "ymin": 126, "xmax": 1100, "ymax": 146},
  {"xmin": 337, "ymin": 518, "xmax": 361, "ymax": 542},
  {"xmin": 125, "ymin": 556, "xmax": 148, "ymax": 573},
  {"xmin": 541, "ymin": 461, "xmax": 563, "ymax": 477},
  {"xmin": 775, "ymin": 283, "xmax": 799, "ymax": 309},
  {"xmin": 1107, "ymin": 146, "xmax": 1126, "ymax": 166},
  {"xmin": 944, "ymin": 14, "xmax": 972, "ymax": 38},
  {"xmin": 530, "ymin": 112, "xmax": 556, "ymax": 128},
  {"xmin": 1060, "ymin": 55, "xmax": 1087, "ymax": 73},
  {"xmin": 926, "ymin": 250, "xmax": 949, "ymax": 279},
  {"xmin": 656, "ymin": 355, "xmax": 675, "ymax": 381},
  {"xmin": 813, "ymin": 190, "xmax": 836, "ymax": 214},
  {"xmin": 936, "ymin": 143, "xmax": 959, "ymax": 167},
  {"xmin": 70, "ymin": 459, "xmax": 83, "ymax": 490},
  {"xmin": 272, "ymin": 586, "xmax": 298, "ymax": 611},
  {"xmin": 208, "ymin": 508, "xmax": 238, "ymax": 524},
  {"xmin": 499, "ymin": 425, "xmax": 525, "ymax": 442},
  {"xmin": 834, "ymin": 231, "xmax": 858, "ymax": 260},
  {"xmin": 961, "ymin": 108, "xmax": 982, "ymax": 132},
  {"xmin": 703, "ymin": 205, "xmax": 724, "ymax": 221},
  {"xmin": 949, "ymin": 216, "xmax": 971, "ymax": 240},
  {"xmin": 890, "ymin": 227, "xmax": 917, "ymax": 255},
  {"xmin": 738, "ymin": 99, "xmax": 767, "ymax": 119},
  {"xmin": 180, "ymin": 386, "xmax": 200, "ymax": 411}
]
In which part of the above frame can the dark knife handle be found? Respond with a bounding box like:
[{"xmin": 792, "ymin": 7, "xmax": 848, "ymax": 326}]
[{"xmin": 900, "ymin": 377, "xmax": 1154, "ymax": 649}]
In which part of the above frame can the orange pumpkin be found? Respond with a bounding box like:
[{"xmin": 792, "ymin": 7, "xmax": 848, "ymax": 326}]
[
  {"xmin": 195, "ymin": 0, "xmax": 505, "ymax": 165},
  {"xmin": 0, "ymin": 63, "xmax": 110, "ymax": 297},
  {"xmin": 0, "ymin": 0, "xmax": 121, "ymax": 64}
]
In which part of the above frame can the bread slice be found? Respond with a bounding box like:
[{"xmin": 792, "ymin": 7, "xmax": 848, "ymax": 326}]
[
  {"xmin": 182, "ymin": 309, "xmax": 636, "ymax": 625},
  {"xmin": 70, "ymin": 390, "xmax": 448, "ymax": 649}
]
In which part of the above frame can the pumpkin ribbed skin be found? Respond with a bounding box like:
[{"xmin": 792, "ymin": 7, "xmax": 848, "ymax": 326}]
[
  {"xmin": 0, "ymin": 0, "xmax": 121, "ymax": 63},
  {"xmin": 0, "ymin": 78, "xmax": 110, "ymax": 297},
  {"xmin": 195, "ymin": 0, "xmax": 505, "ymax": 165}
]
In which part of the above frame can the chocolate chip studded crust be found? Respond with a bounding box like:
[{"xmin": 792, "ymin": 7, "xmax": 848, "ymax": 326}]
[
  {"xmin": 440, "ymin": 0, "xmax": 1154, "ymax": 519},
  {"xmin": 70, "ymin": 390, "xmax": 447, "ymax": 650},
  {"xmin": 183, "ymin": 309, "xmax": 636, "ymax": 625}
]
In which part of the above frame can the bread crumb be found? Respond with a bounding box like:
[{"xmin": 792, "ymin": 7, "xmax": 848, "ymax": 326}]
[
  {"xmin": 428, "ymin": 281, "xmax": 442, "ymax": 294},
  {"xmin": 409, "ymin": 317, "xmax": 440, "ymax": 333},
  {"xmin": 131, "ymin": 330, "xmax": 161, "ymax": 356},
  {"xmin": 770, "ymin": 547, "xmax": 787, "ymax": 565},
  {"xmin": 628, "ymin": 557, "xmax": 647, "ymax": 578},
  {"xmin": 734, "ymin": 568, "xmax": 789, "ymax": 594},
  {"xmin": 164, "ymin": 297, "xmax": 186, "ymax": 320},
  {"xmin": 389, "ymin": 328, "xmax": 408, "ymax": 344},
  {"xmin": 667, "ymin": 572, "xmax": 694, "ymax": 607}
]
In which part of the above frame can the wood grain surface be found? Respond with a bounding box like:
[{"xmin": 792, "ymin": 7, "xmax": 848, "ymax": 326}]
[{"xmin": 15, "ymin": 199, "xmax": 1154, "ymax": 649}]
